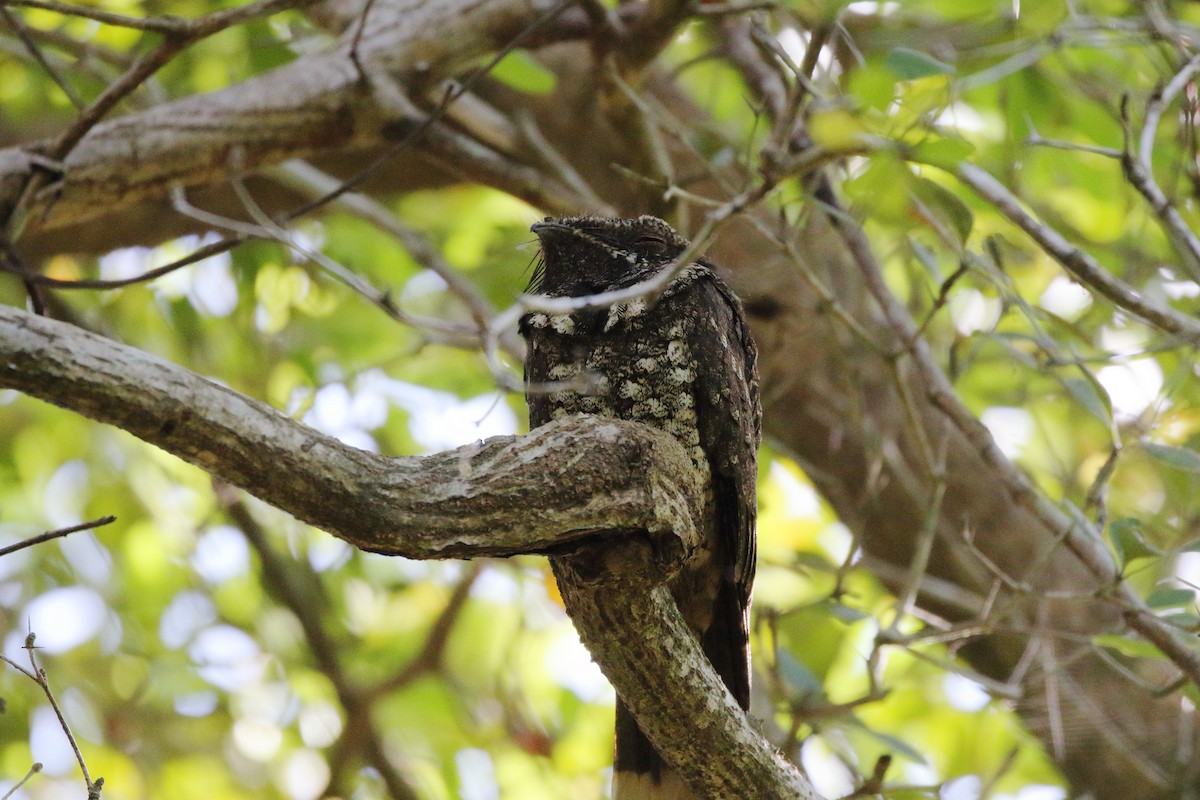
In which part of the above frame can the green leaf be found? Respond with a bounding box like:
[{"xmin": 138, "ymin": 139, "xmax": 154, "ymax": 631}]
[
  {"xmin": 908, "ymin": 137, "xmax": 976, "ymax": 170},
  {"xmin": 777, "ymin": 650, "xmax": 824, "ymax": 698},
  {"xmin": 1108, "ymin": 517, "xmax": 1162, "ymax": 566},
  {"xmin": 1146, "ymin": 588, "xmax": 1196, "ymax": 610},
  {"xmin": 1181, "ymin": 539, "xmax": 1200, "ymax": 553},
  {"xmin": 912, "ymin": 177, "xmax": 973, "ymax": 243},
  {"xmin": 1061, "ymin": 375, "xmax": 1112, "ymax": 425},
  {"xmin": 847, "ymin": 61, "xmax": 897, "ymax": 111},
  {"xmin": 827, "ymin": 602, "xmax": 870, "ymax": 623},
  {"xmin": 489, "ymin": 49, "xmax": 557, "ymax": 95},
  {"xmin": 1144, "ymin": 442, "xmax": 1200, "ymax": 473},
  {"xmin": 885, "ymin": 47, "xmax": 955, "ymax": 80},
  {"xmin": 1093, "ymin": 634, "xmax": 1167, "ymax": 660}
]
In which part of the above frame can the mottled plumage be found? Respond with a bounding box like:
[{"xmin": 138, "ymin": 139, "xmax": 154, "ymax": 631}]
[{"xmin": 519, "ymin": 215, "xmax": 760, "ymax": 800}]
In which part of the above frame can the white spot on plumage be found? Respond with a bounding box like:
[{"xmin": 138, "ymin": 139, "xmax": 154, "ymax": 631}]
[
  {"xmin": 642, "ymin": 398, "xmax": 667, "ymax": 417},
  {"xmin": 669, "ymin": 367, "xmax": 693, "ymax": 384},
  {"xmin": 550, "ymin": 314, "xmax": 575, "ymax": 334},
  {"xmin": 619, "ymin": 380, "xmax": 646, "ymax": 400}
]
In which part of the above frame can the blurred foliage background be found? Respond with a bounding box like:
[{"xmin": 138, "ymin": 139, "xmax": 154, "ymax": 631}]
[{"xmin": 3, "ymin": 0, "xmax": 1200, "ymax": 798}]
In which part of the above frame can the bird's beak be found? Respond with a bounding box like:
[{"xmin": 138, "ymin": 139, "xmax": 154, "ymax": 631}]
[{"xmin": 530, "ymin": 220, "xmax": 573, "ymax": 239}]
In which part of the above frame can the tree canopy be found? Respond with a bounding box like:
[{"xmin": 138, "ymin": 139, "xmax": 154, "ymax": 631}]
[{"xmin": 1, "ymin": 1, "xmax": 1199, "ymax": 799}]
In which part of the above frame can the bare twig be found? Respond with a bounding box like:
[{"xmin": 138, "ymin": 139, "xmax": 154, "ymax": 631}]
[
  {"xmin": 268, "ymin": 160, "xmax": 522, "ymax": 357},
  {"xmin": 3, "ymin": 236, "xmax": 241, "ymax": 291},
  {"xmin": 0, "ymin": 762, "xmax": 43, "ymax": 800},
  {"xmin": 0, "ymin": 5, "xmax": 84, "ymax": 109},
  {"xmin": 0, "ymin": 634, "xmax": 102, "ymax": 797},
  {"xmin": 0, "ymin": 515, "xmax": 115, "ymax": 558},
  {"xmin": 950, "ymin": 162, "xmax": 1200, "ymax": 343},
  {"xmin": 1025, "ymin": 130, "xmax": 1121, "ymax": 159},
  {"xmin": 1122, "ymin": 56, "xmax": 1200, "ymax": 283}
]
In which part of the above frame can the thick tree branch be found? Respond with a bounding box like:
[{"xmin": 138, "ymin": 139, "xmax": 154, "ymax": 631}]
[
  {"xmin": 0, "ymin": 304, "xmax": 702, "ymax": 561},
  {"xmin": 0, "ymin": 0, "xmax": 577, "ymax": 232},
  {"xmin": 554, "ymin": 551, "xmax": 822, "ymax": 800},
  {"xmin": 0, "ymin": 302, "xmax": 828, "ymax": 799}
]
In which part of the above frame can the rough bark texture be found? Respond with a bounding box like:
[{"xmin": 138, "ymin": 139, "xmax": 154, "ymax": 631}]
[
  {"xmin": 0, "ymin": 305, "xmax": 705, "ymax": 562},
  {"xmin": 2, "ymin": 0, "xmax": 1197, "ymax": 797},
  {"xmin": 0, "ymin": 301, "xmax": 822, "ymax": 800},
  {"xmin": 553, "ymin": 549, "xmax": 819, "ymax": 800}
]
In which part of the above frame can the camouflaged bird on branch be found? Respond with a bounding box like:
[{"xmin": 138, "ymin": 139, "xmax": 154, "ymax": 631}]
[{"xmin": 520, "ymin": 215, "xmax": 761, "ymax": 800}]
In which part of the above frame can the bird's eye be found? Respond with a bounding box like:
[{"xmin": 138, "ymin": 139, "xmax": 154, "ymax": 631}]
[{"xmin": 634, "ymin": 234, "xmax": 668, "ymax": 254}]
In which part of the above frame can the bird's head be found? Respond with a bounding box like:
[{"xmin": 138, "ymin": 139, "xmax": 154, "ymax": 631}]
[{"xmin": 527, "ymin": 215, "xmax": 689, "ymax": 298}]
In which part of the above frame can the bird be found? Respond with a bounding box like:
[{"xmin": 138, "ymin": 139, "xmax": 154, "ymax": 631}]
[{"xmin": 519, "ymin": 214, "xmax": 760, "ymax": 799}]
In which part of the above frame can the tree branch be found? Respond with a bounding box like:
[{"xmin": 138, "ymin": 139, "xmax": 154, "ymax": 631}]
[
  {"xmin": 0, "ymin": 0, "xmax": 583, "ymax": 235},
  {"xmin": 0, "ymin": 304, "xmax": 702, "ymax": 562},
  {"xmin": 0, "ymin": 302, "xmax": 829, "ymax": 798},
  {"xmin": 554, "ymin": 551, "xmax": 823, "ymax": 800},
  {"xmin": 951, "ymin": 161, "xmax": 1200, "ymax": 343}
]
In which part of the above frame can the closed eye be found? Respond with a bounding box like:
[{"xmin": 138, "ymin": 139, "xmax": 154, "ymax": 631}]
[{"xmin": 634, "ymin": 234, "xmax": 668, "ymax": 254}]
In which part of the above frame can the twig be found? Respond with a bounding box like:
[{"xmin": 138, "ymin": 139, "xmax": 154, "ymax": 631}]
[
  {"xmin": 514, "ymin": 111, "xmax": 610, "ymax": 211},
  {"xmin": 914, "ymin": 262, "xmax": 969, "ymax": 339},
  {"xmin": 1025, "ymin": 130, "xmax": 1121, "ymax": 159},
  {"xmin": 269, "ymin": 160, "xmax": 520, "ymax": 356},
  {"xmin": 887, "ymin": 435, "xmax": 948, "ymax": 633},
  {"xmin": 207, "ymin": 175, "xmax": 480, "ymax": 346},
  {"xmin": 0, "ymin": 763, "xmax": 42, "ymax": 800},
  {"xmin": 1139, "ymin": 53, "xmax": 1200, "ymax": 166},
  {"xmin": 0, "ymin": 232, "xmax": 44, "ymax": 312},
  {"xmin": 0, "ymin": 634, "xmax": 102, "ymax": 797},
  {"xmin": 0, "ymin": 515, "xmax": 115, "ymax": 558},
  {"xmin": 3, "ymin": 237, "xmax": 242, "ymax": 291},
  {"xmin": 1122, "ymin": 58, "xmax": 1200, "ymax": 283},
  {"xmin": 0, "ymin": 5, "xmax": 84, "ymax": 109},
  {"xmin": 950, "ymin": 161, "xmax": 1200, "ymax": 343},
  {"xmin": 218, "ymin": 489, "xmax": 421, "ymax": 800},
  {"xmin": 347, "ymin": 0, "xmax": 377, "ymax": 77}
]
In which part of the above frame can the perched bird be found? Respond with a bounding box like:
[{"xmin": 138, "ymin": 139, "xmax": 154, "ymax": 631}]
[{"xmin": 520, "ymin": 215, "xmax": 760, "ymax": 799}]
